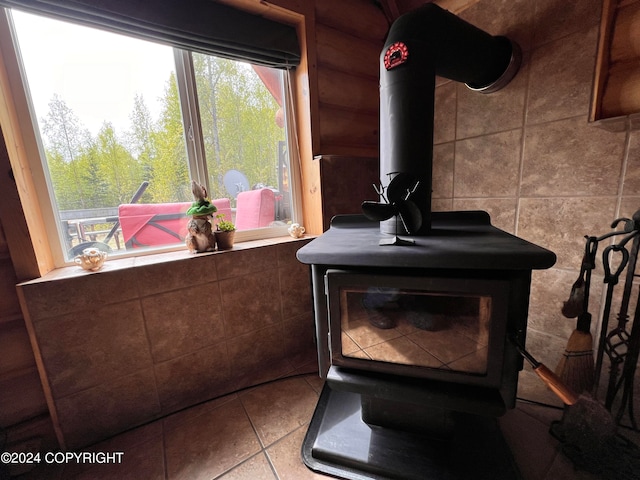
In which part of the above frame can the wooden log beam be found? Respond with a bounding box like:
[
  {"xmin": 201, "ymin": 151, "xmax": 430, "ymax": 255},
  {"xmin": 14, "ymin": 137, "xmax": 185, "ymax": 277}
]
[
  {"xmin": 377, "ymin": 0, "xmax": 401, "ymax": 23},
  {"xmin": 435, "ymin": 0, "xmax": 479, "ymax": 14},
  {"xmin": 378, "ymin": 0, "xmax": 478, "ymax": 23}
]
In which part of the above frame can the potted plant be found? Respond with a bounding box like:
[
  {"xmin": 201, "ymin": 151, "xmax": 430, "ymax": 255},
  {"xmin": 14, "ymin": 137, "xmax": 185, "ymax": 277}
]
[{"xmin": 215, "ymin": 213, "xmax": 236, "ymax": 250}]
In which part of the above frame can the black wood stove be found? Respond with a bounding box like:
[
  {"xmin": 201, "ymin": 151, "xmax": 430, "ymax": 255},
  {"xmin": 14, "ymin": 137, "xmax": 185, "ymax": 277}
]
[
  {"xmin": 297, "ymin": 213, "xmax": 555, "ymax": 479},
  {"xmin": 297, "ymin": 4, "xmax": 556, "ymax": 480}
]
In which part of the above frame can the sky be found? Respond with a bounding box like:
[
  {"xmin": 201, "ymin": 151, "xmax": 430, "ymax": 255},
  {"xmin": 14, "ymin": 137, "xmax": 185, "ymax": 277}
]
[{"xmin": 11, "ymin": 9, "xmax": 176, "ymax": 138}]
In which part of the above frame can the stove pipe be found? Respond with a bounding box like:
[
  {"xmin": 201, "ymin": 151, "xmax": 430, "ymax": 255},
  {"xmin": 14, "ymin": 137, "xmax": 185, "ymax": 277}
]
[{"xmin": 378, "ymin": 4, "xmax": 521, "ymax": 236}]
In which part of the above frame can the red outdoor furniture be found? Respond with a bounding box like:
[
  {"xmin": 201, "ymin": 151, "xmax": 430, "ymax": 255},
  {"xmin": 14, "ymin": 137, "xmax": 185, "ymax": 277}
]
[
  {"xmin": 118, "ymin": 188, "xmax": 276, "ymax": 249},
  {"xmin": 119, "ymin": 198, "xmax": 232, "ymax": 249},
  {"xmin": 234, "ymin": 188, "xmax": 276, "ymax": 230}
]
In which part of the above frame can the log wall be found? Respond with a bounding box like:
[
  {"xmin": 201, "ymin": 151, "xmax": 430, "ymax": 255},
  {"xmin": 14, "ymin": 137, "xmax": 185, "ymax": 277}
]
[{"xmin": 313, "ymin": 0, "xmax": 387, "ymax": 158}]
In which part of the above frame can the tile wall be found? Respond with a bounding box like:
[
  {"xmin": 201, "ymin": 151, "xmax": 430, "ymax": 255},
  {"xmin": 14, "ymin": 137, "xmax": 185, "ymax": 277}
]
[
  {"xmin": 432, "ymin": 0, "xmax": 640, "ymax": 405},
  {"xmin": 17, "ymin": 238, "xmax": 317, "ymax": 449}
]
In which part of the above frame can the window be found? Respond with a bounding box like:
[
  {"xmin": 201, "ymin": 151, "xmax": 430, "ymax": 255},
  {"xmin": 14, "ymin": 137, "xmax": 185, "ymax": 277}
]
[{"xmin": 2, "ymin": 8, "xmax": 297, "ymax": 265}]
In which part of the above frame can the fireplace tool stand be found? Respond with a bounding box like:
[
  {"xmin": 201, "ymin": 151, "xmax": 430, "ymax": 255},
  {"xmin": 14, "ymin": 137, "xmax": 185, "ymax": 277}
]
[
  {"xmin": 540, "ymin": 210, "xmax": 640, "ymax": 480},
  {"xmin": 592, "ymin": 209, "xmax": 640, "ymax": 429}
]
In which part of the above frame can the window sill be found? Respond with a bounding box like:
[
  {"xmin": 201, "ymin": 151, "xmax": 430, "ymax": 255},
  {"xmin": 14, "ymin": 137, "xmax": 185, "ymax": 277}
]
[{"xmin": 21, "ymin": 234, "xmax": 314, "ymax": 285}]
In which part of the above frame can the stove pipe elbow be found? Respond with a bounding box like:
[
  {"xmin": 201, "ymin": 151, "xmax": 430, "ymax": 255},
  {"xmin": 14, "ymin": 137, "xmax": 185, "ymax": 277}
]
[{"xmin": 378, "ymin": 4, "xmax": 521, "ymax": 236}]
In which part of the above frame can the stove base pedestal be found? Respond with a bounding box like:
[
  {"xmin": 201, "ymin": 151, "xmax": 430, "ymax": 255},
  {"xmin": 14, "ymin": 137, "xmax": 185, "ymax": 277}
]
[{"xmin": 302, "ymin": 384, "xmax": 522, "ymax": 480}]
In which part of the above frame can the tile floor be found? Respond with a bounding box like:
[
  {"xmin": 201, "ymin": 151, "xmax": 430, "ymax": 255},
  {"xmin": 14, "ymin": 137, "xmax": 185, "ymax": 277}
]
[{"xmin": 15, "ymin": 373, "xmax": 640, "ymax": 480}]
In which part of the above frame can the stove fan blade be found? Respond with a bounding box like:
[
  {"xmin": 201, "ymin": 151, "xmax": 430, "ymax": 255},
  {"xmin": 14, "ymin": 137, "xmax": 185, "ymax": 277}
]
[
  {"xmin": 362, "ymin": 201, "xmax": 398, "ymax": 221},
  {"xmin": 386, "ymin": 172, "xmax": 419, "ymax": 203},
  {"xmin": 397, "ymin": 199, "xmax": 422, "ymax": 234}
]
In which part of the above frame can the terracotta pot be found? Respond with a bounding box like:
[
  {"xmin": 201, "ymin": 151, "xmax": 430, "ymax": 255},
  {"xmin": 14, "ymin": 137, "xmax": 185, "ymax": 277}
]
[{"xmin": 215, "ymin": 230, "xmax": 235, "ymax": 250}]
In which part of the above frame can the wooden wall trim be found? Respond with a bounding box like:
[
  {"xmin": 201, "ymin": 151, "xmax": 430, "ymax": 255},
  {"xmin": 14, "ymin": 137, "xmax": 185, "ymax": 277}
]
[
  {"xmin": 0, "ymin": 15, "xmax": 55, "ymax": 279},
  {"xmin": 591, "ymin": 0, "xmax": 619, "ymax": 121},
  {"xmin": 0, "ymin": 135, "xmax": 44, "ymax": 281},
  {"xmin": 289, "ymin": 6, "xmax": 324, "ymax": 235}
]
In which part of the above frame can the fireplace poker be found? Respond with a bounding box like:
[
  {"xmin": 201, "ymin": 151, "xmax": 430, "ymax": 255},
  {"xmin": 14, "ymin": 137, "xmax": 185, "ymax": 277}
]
[
  {"xmin": 604, "ymin": 230, "xmax": 640, "ymax": 411},
  {"xmin": 593, "ymin": 243, "xmax": 628, "ymax": 397},
  {"xmin": 513, "ymin": 340, "xmax": 578, "ymax": 405}
]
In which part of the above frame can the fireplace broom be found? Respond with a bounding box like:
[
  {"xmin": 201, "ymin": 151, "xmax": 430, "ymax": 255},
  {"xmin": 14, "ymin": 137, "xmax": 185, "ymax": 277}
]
[{"xmin": 556, "ymin": 236, "xmax": 597, "ymax": 394}]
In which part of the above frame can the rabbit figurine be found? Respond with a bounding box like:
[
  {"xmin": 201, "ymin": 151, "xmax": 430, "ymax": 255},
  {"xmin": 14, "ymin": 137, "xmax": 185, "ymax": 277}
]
[{"xmin": 185, "ymin": 180, "xmax": 217, "ymax": 253}]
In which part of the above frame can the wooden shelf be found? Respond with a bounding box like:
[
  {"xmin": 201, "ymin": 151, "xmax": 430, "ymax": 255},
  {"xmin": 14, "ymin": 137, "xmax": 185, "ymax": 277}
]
[{"xmin": 591, "ymin": 0, "xmax": 640, "ymax": 121}]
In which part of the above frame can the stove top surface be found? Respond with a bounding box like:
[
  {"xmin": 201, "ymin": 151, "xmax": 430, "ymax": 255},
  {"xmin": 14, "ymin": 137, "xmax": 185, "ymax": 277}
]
[{"xmin": 297, "ymin": 211, "xmax": 556, "ymax": 271}]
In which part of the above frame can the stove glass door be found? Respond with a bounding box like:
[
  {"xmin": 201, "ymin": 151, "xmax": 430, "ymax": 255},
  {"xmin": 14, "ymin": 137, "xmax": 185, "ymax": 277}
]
[
  {"xmin": 325, "ymin": 269, "xmax": 509, "ymax": 386},
  {"xmin": 339, "ymin": 287, "xmax": 491, "ymax": 374}
]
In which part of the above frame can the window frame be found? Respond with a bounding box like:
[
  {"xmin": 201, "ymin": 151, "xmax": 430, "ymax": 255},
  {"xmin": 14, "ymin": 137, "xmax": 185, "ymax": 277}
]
[
  {"xmin": 174, "ymin": 49, "xmax": 210, "ymax": 190},
  {"xmin": 0, "ymin": 7, "xmax": 302, "ymax": 268}
]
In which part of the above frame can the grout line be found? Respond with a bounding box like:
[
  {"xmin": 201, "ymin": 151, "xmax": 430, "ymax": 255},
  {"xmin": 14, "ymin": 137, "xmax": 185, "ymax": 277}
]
[
  {"xmin": 614, "ymin": 121, "xmax": 633, "ymax": 218},
  {"xmin": 238, "ymin": 392, "xmax": 266, "ymax": 450},
  {"xmin": 540, "ymin": 450, "xmax": 563, "ymax": 480},
  {"xmin": 264, "ymin": 448, "xmax": 281, "ymax": 480},
  {"xmin": 161, "ymin": 420, "xmax": 169, "ymax": 480},
  {"xmin": 211, "ymin": 451, "xmax": 276, "ymax": 480},
  {"xmin": 451, "ymin": 82, "xmax": 458, "ymax": 206},
  {"xmin": 263, "ymin": 423, "xmax": 312, "ymax": 480},
  {"xmin": 515, "ymin": 47, "xmax": 533, "ymax": 238}
]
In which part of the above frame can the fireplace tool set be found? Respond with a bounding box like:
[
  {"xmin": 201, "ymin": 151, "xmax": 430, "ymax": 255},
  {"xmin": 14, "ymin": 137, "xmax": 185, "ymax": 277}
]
[
  {"xmin": 595, "ymin": 209, "xmax": 640, "ymax": 424},
  {"xmin": 518, "ymin": 209, "xmax": 640, "ymax": 479},
  {"xmin": 558, "ymin": 208, "xmax": 640, "ymax": 426}
]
